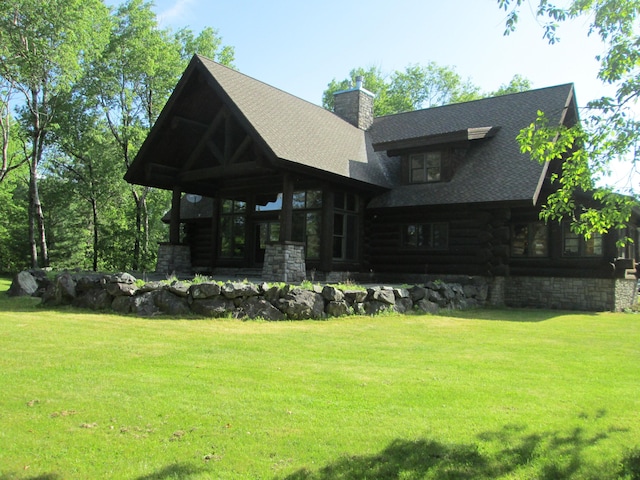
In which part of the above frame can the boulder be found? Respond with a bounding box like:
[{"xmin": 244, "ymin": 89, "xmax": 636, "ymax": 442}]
[
  {"xmin": 364, "ymin": 300, "xmax": 392, "ymax": 316},
  {"xmin": 393, "ymin": 288, "xmax": 411, "ymax": 300},
  {"xmin": 41, "ymin": 272, "xmax": 77, "ymax": 306},
  {"xmin": 408, "ymin": 285, "xmax": 427, "ymax": 302},
  {"xmin": 278, "ymin": 288, "xmax": 325, "ymax": 319},
  {"xmin": 130, "ymin": 291, "xmax": 162, "ymax": 317},
  {"xmin": 221, "ymin": 282, "xmax": 260, "ymax": 299},
  {"xmin": 394, "ymin": 297, "xmax": 413, "ymax": 314},
  {"xmin": 188, "ymin": 282, "xmax": 221, "ymax": 299},
  {"xmin": 105, "ymin": 282, "xmax": 139, "ymax": 297},
  {"xmin": 154, "ymin": 289, "xmax": 190, "ymax": 315},
  {"xmin": 262, "ymin": 285, "xmax": 282, "ymax": 304},
  {"xmin": 322, "ymin": 285, "xmax": 344, "ymax": 302},
  {"xmin": 73, "ymin": 289, "xmax": 113, "ymax": 311},
  {"xmin": 167, "ymin": 281, "xmax": 190, "ymax": 298},
  {"xmin": 325, "ymin": 300, "xmax": 350, "ymax": 317},
  {"xmin": 237, "ymin": 297, "xmax": 285, "ymax": 321},
  {"xmin": 344, "ymin": 289, "xmax": 367, "ymax": 305},
  {"xmin": 416, "ymin": 299, "xmax": 440, "ymax": 314},
  {"xmin": 138, "ymin": 281, "xmax": 164, "ymax": 293},
  {"xmin": 72, "ymin": 273, "xmax": 104, "ymax": 294},
  {"xmin": 367, "ymin": 287, "xmax": 396, "ymax": 305},
  {"xmin": 190, "ymin": 296, "xmax": 236, "ymax": 317},
  {"xmin": 106, "ymin": 272, "xmax": 137, "ymax": 284},
  {"xmin": 112, "ymin": 296, "xmax": 133, "ymax": 314},
  {"xmin": 7, "ymin": 271, "xmax": 38, "ymax": 297}
]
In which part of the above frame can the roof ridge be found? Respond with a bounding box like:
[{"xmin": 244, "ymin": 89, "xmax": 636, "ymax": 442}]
[{"xmin": 373, "ymin": 82, "xmax": 575, "ymax": 122}]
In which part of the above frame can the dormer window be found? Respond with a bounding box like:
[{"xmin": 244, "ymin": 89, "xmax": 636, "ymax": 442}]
[{"xmin": 410, "ymin": 152, "xmax": 441, "ymax": 183}]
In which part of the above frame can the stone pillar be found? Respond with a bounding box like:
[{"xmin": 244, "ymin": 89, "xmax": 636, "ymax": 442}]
[
  {"xmin": 156, "ymin": 243, "xmax": 192, "ymax": 275},
  {"xmin": 262, "ymin": 241, "xmax": 306, "ymax": 283},
  {"xmin": 333, "ymin": 77, "xmax": 375, "ymax": 130}
]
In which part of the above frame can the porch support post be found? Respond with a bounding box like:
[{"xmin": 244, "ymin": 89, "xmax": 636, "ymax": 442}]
[
  {"xmin": 169, "ymin": 185, "xmax": 181, "ymax": 245},
  {"xmin": 320, "ymin": 186, "xmax": 334, "ymax": 272},
  {"xmin": 210, "ymin": 193, "xmax": 220, "ymax": 270},
  {"xmin": 280, "ymin": 173, "xmax": 293, "ymax": 242}
]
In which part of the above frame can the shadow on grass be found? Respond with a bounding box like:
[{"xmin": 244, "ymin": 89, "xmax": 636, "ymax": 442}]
[
  {"xmin": 443, "ymin": 306, "xmax": 599, "ymax": 323},
  {"xmin": 134, "ymin": 463, "xmax": 206, "ymax": 480},
  {"xmin": 280, "ymin": 422, "xmax": 638, "ymax": 480}
]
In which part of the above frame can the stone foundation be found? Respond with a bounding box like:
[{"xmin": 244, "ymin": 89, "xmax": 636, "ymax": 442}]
[
  {"xmin": 262, "ymin": 242, "xmax": 306, "ymax": 283},
  {"xmin": 499, "ymin": 275, "xmax": 637, "ymax": 311},
  {"xmin": 156, "ymin": 243, "xmax": 191, "ymax": 275}
]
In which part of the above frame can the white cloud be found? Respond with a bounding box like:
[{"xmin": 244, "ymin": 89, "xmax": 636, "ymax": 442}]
[{"xmin": 157, "ymin": 0, "xmax": 195, "ymax": 26}]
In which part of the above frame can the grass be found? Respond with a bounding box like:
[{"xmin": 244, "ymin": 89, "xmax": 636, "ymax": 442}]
[{"xmin": 0, "ymin": 278, "xmax": 639, "ymax": 479}]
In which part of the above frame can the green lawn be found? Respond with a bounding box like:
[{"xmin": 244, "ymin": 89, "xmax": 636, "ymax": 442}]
[{"xmin": 0, "ymin": 279, "xmax": 639, "ymax": 479}]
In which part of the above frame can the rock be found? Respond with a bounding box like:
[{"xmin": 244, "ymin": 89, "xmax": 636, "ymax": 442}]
[
  {"xmin": 262, "ymin": 285, "xmax": 281, "ymax": 304},
  {"xmin": 190, "ymin": 297, "xmax": 236, "ymax": 317},
  {"xmin": 463, "ymin": 284, "xmax": 479, "ymax": 299},
  {"xmin": 167, "ymin": 281, "xmax": 190, "ymax": 298},
  {"xmin": 7, "ymin": 271, "xmax": 38, "ymax": 297},
  {"xmin": 130, "ymin": 291, "xmax": 162, "ymax": 317},
  {"xmin": 408, "ymin": 286, "xmax": 427, "ymax": 302},
  {"xmin": 41, "ymin": 272, "xmax": 77, "ymax": 306},
  {"xmin": 73, "ymin": 289, "xmax": 113, "ymax": 311},
  {"xmin": 393, "ymin": 288, "xmax": 411, "ymax": 300},
  {"xmin": 106, "ymin": 272, "xmax": 136, "ymax": 284},
  {"xmin": 394, "ymin": 297, "xmax": 413, "ymax": 314},
  {"xmin": 367, "ymin": 287, "xmax": 396, "ymax": 305},
  {"xmin": 426, "ymin": 289, "xmax": 444, "ymax": 306},
  {"xmin": 416, "ymin": 299, "xmax": 440, "ymax": 314},
  {"xmin": 237, "ymin": 297, "xmax": 285, "ymax": 321},
  {"xmin": 364, "ymin": 300, "xmax": 392, "ymax": 316},
  {"xmin": 73, "ymin": 273, "xmax": 104, "ymax": 294},
  {"xmin": 322, "ymin": 285, "xmax": 344, "ymax": 302},
  {"xmin": 154, "ymin": 289, "xmax": 190, "ymax": 315},
  {"xmin": 188, "ymin": 282, "xmax": 221, "ymax": 299},
  {"xmin": 105, "ymin": 282, "xmax": 139, "ymax": 297},
  {"xmin": 138, "ymin": 281, "xmax": 164, "ymax": 293},
  {"xmin": 112, "ymin": 296, "xmax": 133, "ymax": 314},
  {"xmin": 325, "ymin": 300, "xmax": 350, "ymax": 317},
  {"xmin": 344, "ymin": 290, "xmax": 367, "ymax": 305},
  {"xmin": 221, "ymin": 282, "xmax": 260, "ymax": 299},
  {"xmin": 278, "ymin": 288, "xmax": 325, "ymax": 319}
]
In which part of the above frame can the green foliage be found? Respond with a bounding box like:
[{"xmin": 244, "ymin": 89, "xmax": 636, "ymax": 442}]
[
  {"xmin": 323, "ymin": 63, "xmax": 531, "ymax": 115},
  {"xmin": 498, "ymin": 0, "xmax": 640, "ymax": 234},
  {"xmin": 0, "ymin": 0, "xmax": 235, "ymax": 273}
]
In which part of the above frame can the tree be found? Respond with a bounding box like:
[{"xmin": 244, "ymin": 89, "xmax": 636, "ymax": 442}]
[
  {"xmin": 0, "ymin": 0, "xmax": 109, "ymax": 268},
  {"xmin": 498, "ymin": 0, "xmax": 640, "ymax": 239},
  {"xmin": 323, "ymin": 63, "xmax": 529, "ymax": 116},
  {"xmin": 85, "ymin": 0, "xmax": 235, "ymax": 271}
]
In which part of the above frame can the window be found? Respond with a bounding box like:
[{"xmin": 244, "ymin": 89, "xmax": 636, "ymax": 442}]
[
  {"xmin": 291, "ymin": 190, "xmax": 322, "ymax": 259},
  {"xmin": 562, "ymin": 223, "xmax": 602, "ymax": 257},
  {"xmin": 292, "ymin": 212, "xmax": 321, "ymax": 259},
  {"xmin": 220, "ymin": 199, "xmax": 246, "ymax": 258},
  {"xmin": 402, "ymin": 223, "xmax": 448, "ymax": 250},
  {"xmin": 511, "ymin": 222, "xmax": 548, "ymax": 257},
  {"xmin": 410, "ymin": 152, "xmax": 441, "ymax": 183},
  {"xmin": 333, "ymin": 193, "xmax": 358, "ymax": 260}
]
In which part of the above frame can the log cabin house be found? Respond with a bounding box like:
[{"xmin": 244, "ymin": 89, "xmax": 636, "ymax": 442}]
[{"xmin": 125, "ymin": 55, "xmax": 638, "ymax": 310}]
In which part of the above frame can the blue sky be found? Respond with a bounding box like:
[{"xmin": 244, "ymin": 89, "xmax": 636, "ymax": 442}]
[{"xmin": 148, "ymin": 0, "xmax": 610, "ymax": 107}]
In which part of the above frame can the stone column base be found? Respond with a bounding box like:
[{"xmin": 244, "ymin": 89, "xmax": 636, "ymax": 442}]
[
  {"xmin": 156, "ymin": 243, "xmax": 192, "ymax": 275},
  {"xmin": 262, "ymin": 242, "xmax": 306, "ymax": 283}
]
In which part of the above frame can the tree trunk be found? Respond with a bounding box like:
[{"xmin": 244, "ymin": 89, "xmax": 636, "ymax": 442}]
[{"xmin": 92, "ymin": 197, "xmax": 99, "ymax": 271}]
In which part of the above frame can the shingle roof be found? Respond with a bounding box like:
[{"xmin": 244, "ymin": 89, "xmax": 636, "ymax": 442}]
[
  {"xmin": 197, "ymin": 56, "xmax": 396, "ymax": 188},
  {"xmin": 367, "ymin": 83, "xmax": 575, "ymax": 208},
  {"xmin": 128, "ymin": 56, "xmax": 575, "ymax": 208}
]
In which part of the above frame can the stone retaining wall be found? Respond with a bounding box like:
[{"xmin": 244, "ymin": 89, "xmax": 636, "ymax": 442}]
[
  {"xmin": 9, "ymin": 271, "xmax": 487, "ymax": 320},
  {"xmin": 501, "ymin": 276, "xmax": 637, "ymax": 311}
]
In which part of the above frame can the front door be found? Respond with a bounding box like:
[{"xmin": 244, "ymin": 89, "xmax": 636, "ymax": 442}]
[{"xmin": 254, "ymin": 221, "xmax": 280, "ymax": 265}]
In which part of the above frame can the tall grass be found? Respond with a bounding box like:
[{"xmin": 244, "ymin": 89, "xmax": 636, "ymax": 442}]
[{"xmin": 0, "ymin": 279, "xmax": 639, "ymax": 479}]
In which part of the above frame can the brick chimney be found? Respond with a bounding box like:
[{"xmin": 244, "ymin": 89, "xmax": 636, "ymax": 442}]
[{"xmin": 333, "ymin": 76, "xmax": 375, "ymax": 130}]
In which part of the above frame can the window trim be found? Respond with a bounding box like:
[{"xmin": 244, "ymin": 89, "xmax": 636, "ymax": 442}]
[
  {"xmin": 401, "ymin": 222, "xmax": 449, "ymax": 251},
  {"xmin": 562, "ymin": 223, "xmax": 603, "ymax": 257},
  {"xmin": 409, "ymin": 152, "xmax": 442, "ymax": 184},
  {"xmin": 511, "ymin": 222, "xmax": 549, "ymax": 257}
]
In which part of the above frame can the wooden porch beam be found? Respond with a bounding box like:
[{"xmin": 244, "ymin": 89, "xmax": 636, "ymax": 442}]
[{"xmin": 183, "ymin": 107, "xmax": 227, "ymax": 171}]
